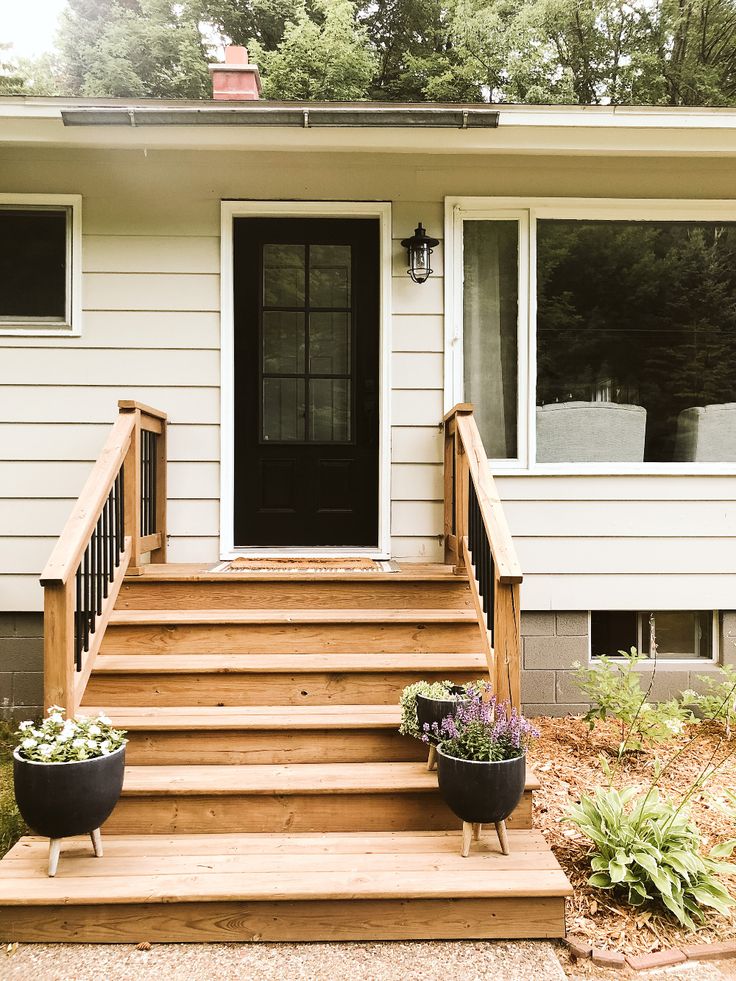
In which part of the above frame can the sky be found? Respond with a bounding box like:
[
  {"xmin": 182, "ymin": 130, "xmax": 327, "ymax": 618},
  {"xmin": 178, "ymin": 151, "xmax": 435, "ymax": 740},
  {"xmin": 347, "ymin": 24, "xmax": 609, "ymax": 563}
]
[{"xmin": 3, "ymin": 0, "xmax": 68, "ymax": 58}]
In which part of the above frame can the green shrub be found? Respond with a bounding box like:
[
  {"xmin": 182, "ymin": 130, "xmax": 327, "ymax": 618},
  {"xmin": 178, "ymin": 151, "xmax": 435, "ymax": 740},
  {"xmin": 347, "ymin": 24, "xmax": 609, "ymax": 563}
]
[
  {"xmin": 0, "ymin": 723, "xmax": 25, "ymax": 858},
  {"xmin": 682, "ymin": 666, "xmax": 736, "ymax": 738},
  {"xmin": 398, "ymin": 680, "xmax": 465, "ymax": 739},
  {"xmin": 566, "ymin": 785, "xmax": 735, "ymax": 930},
  {"xmin": 572, "ymin": 647, "xmax": 692, "ymax": 751}
]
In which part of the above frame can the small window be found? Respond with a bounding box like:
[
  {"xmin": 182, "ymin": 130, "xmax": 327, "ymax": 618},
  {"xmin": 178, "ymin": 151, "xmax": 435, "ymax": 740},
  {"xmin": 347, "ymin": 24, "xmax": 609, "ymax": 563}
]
[
  {"xmin": 0, "ymin": 196, "xmax": 80, "ymax": 334},
  {"xmin": 591, "ymin": 610, "xmax": 715, "ymax": 660}
]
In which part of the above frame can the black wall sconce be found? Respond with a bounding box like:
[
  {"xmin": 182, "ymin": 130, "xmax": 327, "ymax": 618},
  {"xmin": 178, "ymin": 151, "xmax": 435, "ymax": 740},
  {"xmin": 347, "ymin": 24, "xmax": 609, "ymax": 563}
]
[{"xmin": 401, "ymin": 222, "xmax": 439, "ymax": 284}]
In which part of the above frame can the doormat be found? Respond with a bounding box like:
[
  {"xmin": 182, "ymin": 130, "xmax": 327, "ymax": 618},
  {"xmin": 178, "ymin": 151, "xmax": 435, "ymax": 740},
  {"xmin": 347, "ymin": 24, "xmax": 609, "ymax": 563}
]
[{"xmin": 215, "ymin": 558, "xmax": 399, "ymax": 574}]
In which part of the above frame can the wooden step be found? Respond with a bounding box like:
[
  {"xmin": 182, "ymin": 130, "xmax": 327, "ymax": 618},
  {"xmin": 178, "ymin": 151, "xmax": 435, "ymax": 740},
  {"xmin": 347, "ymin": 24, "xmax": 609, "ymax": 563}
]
[
  {"xmin": 82, "ymin": 652, "xmax": 488, "ymax": 707},
  {"xmin": 101, "ymin": 608, "xmax": 482, "ymax": 656},
  {"xmin": 0, "ymin": 831, "xmax": 571, "ymax": 941},
  {"xmin": 101, "ymin": 762, "xmax": 537, "ymax": 835},
  {"xmin": 100, "ymin": 705, "xmax": 424, "ymax": 765},
  {"xmin": 117, "ymin": 577, "xmax": 474, "ymax": 611}
]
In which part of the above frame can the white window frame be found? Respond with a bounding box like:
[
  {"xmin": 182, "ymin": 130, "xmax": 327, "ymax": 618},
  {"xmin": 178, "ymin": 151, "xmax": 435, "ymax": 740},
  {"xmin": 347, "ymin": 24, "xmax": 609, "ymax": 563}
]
[
  {"xmin": 445, "ymin": 196, "xmax": 736, "ymax": 476},
  {"xmin": 219, "ymin": 199, "xmax": 393, "ymax": 559},
  {"xmin": 0, "ymin": 193, "xmax": 82, "ymax": 336},
  {"xmin": 586, "ymin": 610, "xmax": 720, "ymax": 666}
]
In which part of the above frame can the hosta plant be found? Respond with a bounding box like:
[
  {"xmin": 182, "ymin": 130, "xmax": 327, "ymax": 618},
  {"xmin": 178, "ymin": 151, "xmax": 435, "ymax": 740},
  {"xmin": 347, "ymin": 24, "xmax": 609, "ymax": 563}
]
[
  {"xmin": 15, "ymin": 707, "xmax": 126, "ymax": 763},
  {"xmin": 572, "ymin": 648, "xmax": 692, "ymax": 751},
  {"xmin": 566, "ymin": 785, "xmax": 736, "ymax": 930},
  {"xmin": 682, "ymin": 666, "xmax": 736, "ymax": 738}
]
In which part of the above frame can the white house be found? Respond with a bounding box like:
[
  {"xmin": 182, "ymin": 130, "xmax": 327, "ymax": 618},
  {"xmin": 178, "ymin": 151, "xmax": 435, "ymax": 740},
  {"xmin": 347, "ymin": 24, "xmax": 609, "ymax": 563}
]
[
  {"xmin": 1, "ymin": 47, "xmax": 736, "ymax": 944},
  {"xmin": 2, "ymin": 53, "xmax": 736, "ymax": 722}
]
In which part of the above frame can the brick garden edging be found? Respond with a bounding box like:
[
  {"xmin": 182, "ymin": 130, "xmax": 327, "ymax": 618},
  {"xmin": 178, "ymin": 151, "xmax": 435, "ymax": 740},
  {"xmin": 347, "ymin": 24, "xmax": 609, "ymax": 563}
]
[{"xmin": 564, "ymin": 937, "xmax": 736, "ymax": 971}]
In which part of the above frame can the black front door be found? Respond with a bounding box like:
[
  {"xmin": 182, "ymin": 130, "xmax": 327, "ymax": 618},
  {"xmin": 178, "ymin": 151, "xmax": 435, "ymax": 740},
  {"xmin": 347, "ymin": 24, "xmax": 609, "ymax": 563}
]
[{"xmin": 233, "ymin": 217, "xmax": 380, "ymax": 546}]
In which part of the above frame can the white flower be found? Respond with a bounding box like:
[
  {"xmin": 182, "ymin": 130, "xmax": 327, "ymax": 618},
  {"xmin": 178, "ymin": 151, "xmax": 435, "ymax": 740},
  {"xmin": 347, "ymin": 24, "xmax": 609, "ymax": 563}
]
[
  {"xmin": 86, "ymin": 739, "xmax": 98, "ymax": 750},
  {"xmin": 100, "ymin": 740, "xmax": 110, "ymax": 750},
  {"xmin": 19, "ymin": 720, "xmax": 33, "ymax": 731},
  {"xmin": 38, "ymin": 744, "xmax": 53, "ymax": 757},
  {"xmin": 100, "ymin": 746, "xmax": 111, "ymax": 756},
  {"xmin": 88, "ymin": 724, "xmax": 101, "ymax": 737},
  {"xmin": 98, "ymin": 714, "xmax": 112, "ymax": 726},
  {"xmin": 57, "ymin": 731, "xmax": 72, "ymax": 742},
  {"xmin": 665, "ymin": 719, "xmax": 685, "ymax": 734},
  {"xmin": 72, "ymin": 738, "xmax": 86, "ymax": 748},
  {"xmin": 49, "ymin": 713, "xmax": 64, "ymax": 726},
  {"xmin": 21, "ymin": 738, "xmax": 37, "ymax": 749}
]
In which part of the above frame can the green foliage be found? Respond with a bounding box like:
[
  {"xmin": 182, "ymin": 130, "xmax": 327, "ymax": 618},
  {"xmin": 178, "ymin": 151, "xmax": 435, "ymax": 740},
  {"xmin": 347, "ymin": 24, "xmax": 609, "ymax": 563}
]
[
  {"xmin": 572, "ymin": 648, "xmax": 693, "ymax": 751},
  {"xmin": 49, "ymin": 0, "xmax": 212, "ymax": 98},
  {"xmin": 566, "ymin": 785, "xmax": 736, "ymax": 930},
  {"xmin": 0, "ymin": 43, "xmax": 27, "ymax": 95},
  {"xmin": 398, "ymin": 679, "xmax": 462, "ymax": 739},
  {"xmin": 682, "ymin": 666, "xmax": 736, "ymax": 738},
  {"xmin": 0, "ymin": 721, "xmax": 25, "ymax": 858},
  {"xmin": 251, "ymin": 0, "xmax": 377, "ymax": 100},
  {"xmin": 15, "ymin": 707, "xmax": 126, "ymax": 763},
  {"xmin": 6, "ymin": 0, "xmax": 736, "ymax": 104}
]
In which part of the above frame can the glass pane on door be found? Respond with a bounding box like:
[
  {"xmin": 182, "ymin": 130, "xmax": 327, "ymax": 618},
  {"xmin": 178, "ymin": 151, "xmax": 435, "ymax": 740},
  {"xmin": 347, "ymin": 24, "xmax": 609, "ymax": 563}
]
[
  {"xmin": 309, "ymin": 379, "xmax": 351, "ymax": 441},
  {"xmin": 262, "ymin": 378, "xmax": 305, "ymax": 441}
]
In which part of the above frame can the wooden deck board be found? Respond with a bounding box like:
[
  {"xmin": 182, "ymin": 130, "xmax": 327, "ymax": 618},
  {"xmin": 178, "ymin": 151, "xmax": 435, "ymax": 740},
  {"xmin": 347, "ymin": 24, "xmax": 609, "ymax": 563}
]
[
  {"xmin": 91, "ymin": 653, "xmax": 487, "ymax": 673},
  {"xmin": 0, "ymin": 832, "xmax": 571, "ymax": 904}
]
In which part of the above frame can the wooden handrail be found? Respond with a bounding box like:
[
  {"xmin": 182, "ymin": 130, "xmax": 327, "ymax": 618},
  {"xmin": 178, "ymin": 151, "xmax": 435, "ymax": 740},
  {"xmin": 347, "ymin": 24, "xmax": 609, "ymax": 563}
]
[
  {"xmin": 41, "ymin": 401, "xmax": 168, "ymax": 715},
  {"xmin": 443, "ymin": 403, "xmax": 522, "ymax": 708}
]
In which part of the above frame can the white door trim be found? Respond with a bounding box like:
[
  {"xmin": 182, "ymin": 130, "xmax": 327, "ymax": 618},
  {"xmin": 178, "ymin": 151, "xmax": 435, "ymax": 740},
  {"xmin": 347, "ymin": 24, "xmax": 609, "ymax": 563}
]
[{"xmin": 219, "ymin": 199, "xmax": 393, "ymax": 559}]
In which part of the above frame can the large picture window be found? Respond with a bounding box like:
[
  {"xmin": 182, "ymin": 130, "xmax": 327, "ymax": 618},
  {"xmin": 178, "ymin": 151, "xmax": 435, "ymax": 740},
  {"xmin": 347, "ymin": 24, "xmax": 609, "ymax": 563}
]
[
  {"xmin": 0, "ymin": 195, "xmax": 81, "ymax": 335},
  {"xmin": 537, "ymin": 220, "xmax": 736, "ymax": 464},
  {"xmin": 452, "ymin": 200, "xmax": 736, "ymax": 470}
]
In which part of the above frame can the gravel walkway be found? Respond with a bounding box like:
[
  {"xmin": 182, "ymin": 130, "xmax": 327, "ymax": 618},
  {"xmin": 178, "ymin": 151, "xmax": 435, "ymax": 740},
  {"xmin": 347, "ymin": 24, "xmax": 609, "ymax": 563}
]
[{"xmin": 3, "ymin": 940, "xmax": 567, "ymax": 981}]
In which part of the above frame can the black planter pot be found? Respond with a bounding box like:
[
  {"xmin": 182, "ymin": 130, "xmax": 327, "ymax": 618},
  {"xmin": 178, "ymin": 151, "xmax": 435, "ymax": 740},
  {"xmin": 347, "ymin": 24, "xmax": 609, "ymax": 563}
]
[
  {"xmin": 436, "ymin": 746, "xmax": 526, "ymax": 855},
  {"xmin": 415, "ymin": 686, "xmax": 469, "ymax": 744},
  {"xmin": 13, "ymin": 744, "xmax": 126, "ymax": 839}
]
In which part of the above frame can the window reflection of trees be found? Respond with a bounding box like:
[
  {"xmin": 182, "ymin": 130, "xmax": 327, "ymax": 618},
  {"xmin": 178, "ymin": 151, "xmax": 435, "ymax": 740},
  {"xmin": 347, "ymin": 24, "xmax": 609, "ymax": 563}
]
[{"xmin": 537, "ymin": 221, "xmax": 736, "ymax": 461}]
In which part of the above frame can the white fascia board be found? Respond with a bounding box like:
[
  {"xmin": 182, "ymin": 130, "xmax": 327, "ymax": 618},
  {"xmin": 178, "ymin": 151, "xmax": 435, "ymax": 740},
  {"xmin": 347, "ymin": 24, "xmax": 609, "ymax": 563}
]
[{"xmin": 2, "ymin": 103, "xmax": 736, "ymax": 156}]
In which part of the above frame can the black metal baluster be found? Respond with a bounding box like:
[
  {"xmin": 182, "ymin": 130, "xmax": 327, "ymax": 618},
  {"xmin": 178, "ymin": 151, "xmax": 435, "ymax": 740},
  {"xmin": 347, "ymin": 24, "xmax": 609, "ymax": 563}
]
[
  {"xmin": 119, "ymin": 464, "xmax": 126, "ymax": 548},
  {"xmin": 151, "ymin": 433, "xmax": 157, "ymax": 535},
  {"xmin": 74, "ymin": 565, "xmax": 82, "ymax": 671},
  {"xmin": 82, "ymin": 543, "xmax": 90, "ymax": 653},
  {"xmin": 102, "ymin": 498, "xmax": 110, "ymax": 598}
]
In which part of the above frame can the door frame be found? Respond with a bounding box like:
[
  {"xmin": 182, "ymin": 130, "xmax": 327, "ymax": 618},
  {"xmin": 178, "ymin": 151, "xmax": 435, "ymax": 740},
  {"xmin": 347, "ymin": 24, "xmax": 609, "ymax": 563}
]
[{"xmin": 220, "ymin": 200, "xmax": 393, "ymax": 559}]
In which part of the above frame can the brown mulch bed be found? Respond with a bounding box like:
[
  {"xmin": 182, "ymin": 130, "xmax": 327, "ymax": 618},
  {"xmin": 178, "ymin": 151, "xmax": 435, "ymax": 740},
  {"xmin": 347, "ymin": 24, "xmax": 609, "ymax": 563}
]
[{"xmin": 529, "ymin": 715, "xmax": 736, "ymax": 956}]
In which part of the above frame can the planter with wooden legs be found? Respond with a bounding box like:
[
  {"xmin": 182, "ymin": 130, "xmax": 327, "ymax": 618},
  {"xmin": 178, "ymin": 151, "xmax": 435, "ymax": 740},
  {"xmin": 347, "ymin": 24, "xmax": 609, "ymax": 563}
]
[
  {"xmin": 13, "ymin": 744, "xmax": 125, "ymax": 876},
  {"xmin": 436, "ymin": 747, "xmax": 526, "ymax": 857},
  {"xmin": 415, "ymin": 686, "xmax": 470, "ymax": 771}
]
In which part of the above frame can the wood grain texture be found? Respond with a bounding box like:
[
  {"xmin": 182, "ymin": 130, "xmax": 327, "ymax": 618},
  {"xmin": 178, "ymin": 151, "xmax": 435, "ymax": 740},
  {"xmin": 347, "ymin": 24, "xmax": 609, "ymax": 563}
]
[
  {"xmin": 100, "ymin": 620, "xmax": 482, "ymax": 656},
  {"xmin": 116, "ymin": 579, "xmax": 473, "ymax": 611},
  {"xmin": 82, "ymin": 668, "xmax": 485, "ymax": 708},
  {"xmin": 102, "ymin": 790, "xmax": 533, "ymax": 835},
  {"xmin": 0, "ymin": 896, "xmax": 567, "ymax": 941}
]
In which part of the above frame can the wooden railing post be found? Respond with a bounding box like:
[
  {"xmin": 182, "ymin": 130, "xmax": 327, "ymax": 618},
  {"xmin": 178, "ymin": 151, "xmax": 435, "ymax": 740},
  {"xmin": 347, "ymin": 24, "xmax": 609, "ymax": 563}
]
[
  {"xmin": 151, "ymin": 413, "xmax": 168, "ymax": 564},
  {"xmin": 43, "ymin": 582, "xmax": 75, "ymax": 716},
  {"xmin": 122, "ymin": 406, "xmax": 143, "ymax": 574},
  {"xmin": 443, "ymin": 404, "xmax": 473, "ymax": 572},
  {"xmin": 494, "ymin": 581, "xmax": 521, "ymax": 710}
]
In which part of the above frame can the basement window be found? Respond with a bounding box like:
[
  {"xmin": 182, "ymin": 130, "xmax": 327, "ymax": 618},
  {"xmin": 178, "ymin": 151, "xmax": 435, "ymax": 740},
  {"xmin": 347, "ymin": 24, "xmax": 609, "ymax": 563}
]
[
  {"xmin": 0, "ymin": 195, "xmax": 82, "ymax": 335},
  {"xmin": 591, "ymin": 610, "xmax": 716, "ymax": 661}
]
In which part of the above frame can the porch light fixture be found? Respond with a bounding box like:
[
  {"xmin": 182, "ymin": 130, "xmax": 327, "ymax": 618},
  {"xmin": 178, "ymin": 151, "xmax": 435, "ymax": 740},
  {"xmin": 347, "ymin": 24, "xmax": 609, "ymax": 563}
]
[{"xmin": 401, "ymin": 223, "xmax": 439, "ymax": 284}]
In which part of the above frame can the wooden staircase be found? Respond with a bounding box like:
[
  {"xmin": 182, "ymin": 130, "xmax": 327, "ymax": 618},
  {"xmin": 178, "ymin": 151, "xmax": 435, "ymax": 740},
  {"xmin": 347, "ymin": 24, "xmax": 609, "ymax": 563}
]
[{"xmin": 0, "ymin": 403, "xmax": 572, "ymax": 942}]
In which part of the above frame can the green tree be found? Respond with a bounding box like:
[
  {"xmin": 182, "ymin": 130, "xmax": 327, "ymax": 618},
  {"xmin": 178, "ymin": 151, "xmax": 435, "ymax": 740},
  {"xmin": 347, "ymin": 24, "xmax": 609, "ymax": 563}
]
[
  {"xmin": 0, "ymin": 44, "xmax": 26, "ymax": 95},
  {"xmin": 251, "ymin": 0, "xmax": 377, "ymax": 99},
  {"xmin": 56, "ymin": 0, "xmax": 211, "ymax": 98}
]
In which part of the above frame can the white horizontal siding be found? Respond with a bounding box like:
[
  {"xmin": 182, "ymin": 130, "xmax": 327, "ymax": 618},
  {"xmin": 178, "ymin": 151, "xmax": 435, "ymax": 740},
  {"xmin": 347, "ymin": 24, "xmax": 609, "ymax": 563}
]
[
  {"xmin": 0, "ymin": 387, "xmax": 219, "ymax": 425},
  {"xmin": 0, "ymin": 349, "xmax": 218, "ymax": 387},
  {"xmin": 0, "ymin": 461, "xmax": 218, "ymax": 500},
  {"xmin": 0, "ymin": 312, "xmax": 220, "ymax": 349},
  {"xmin": 2, "ymin": 147, "xmax": 734, "ymax": 610},
  {"xmin": 83, "ymin": 235, "xmax": 220, "ymax": 274}
]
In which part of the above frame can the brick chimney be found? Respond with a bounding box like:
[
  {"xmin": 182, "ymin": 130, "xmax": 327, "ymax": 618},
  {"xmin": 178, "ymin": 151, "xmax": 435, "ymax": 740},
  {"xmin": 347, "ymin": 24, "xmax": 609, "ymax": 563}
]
[{"xmin": 209, "ymin": 45, "xmax": 261, "ymax": 101}]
